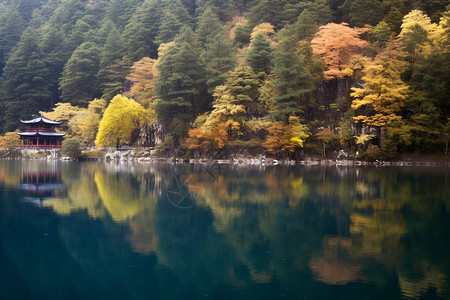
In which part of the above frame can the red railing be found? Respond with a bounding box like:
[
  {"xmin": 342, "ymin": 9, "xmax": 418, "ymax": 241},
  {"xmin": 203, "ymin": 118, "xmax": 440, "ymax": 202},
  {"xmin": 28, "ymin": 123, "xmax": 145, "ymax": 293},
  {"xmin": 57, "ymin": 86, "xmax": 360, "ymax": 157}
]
[
  {"xmin": 26, "ymin": 127, "xmax": 57, "ymax": 132},
  {"xmin": 21, "ymin": 145, "xmax": 62, "ymax": 149}
]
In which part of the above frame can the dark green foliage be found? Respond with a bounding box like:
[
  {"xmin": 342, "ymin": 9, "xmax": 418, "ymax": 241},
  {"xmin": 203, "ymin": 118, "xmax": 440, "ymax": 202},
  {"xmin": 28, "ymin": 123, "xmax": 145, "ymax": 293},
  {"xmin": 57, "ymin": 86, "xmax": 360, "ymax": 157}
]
[
  {"xmin": 107, "ymin": 0, "xmax": 143, "ymax": 31},
  {"xmin": 122, "ymin": 0, "xmax": 162, "ymax": 60},
  {"xmin": 0, "ymin": 8, "xmax": 26, "ymax": 75},
  {"xmin": 59, "ymin": 42, "xmax": 102, "ymax": 106},
  {"xmin": 248, "ymin": 0, "xmax": 283, "ymax": 28},
  {"xmin": 196, "ymin": 7, "xmax": 223, "ymax": 45},
  {"xmin": 233, "ymin": 23, "xmax": 252, "ymax": 47},
  {"xmin": 276, "ymin": 9, "xmax": 318, "ymax": 44},
  {"xmin": 1, "ymin": 28, "xmax": 52, "ymax": 131},
  {"xmin": 101, "ymin": 59, "xmax": 132, "ymax": 101},
  {"xmin": 282, "ymin": 0, "xmax": 334, "ymax": 26},
  {"xmin": 246, "ymin": 34, "xmax": 272, "ymax": 74},
  {"xmin": 197, "ymin": 0, "xmax": 236, "ymax": 21},
  {"xmin": 155, "ymin": 27, "xmax": 206, "ymax": 144},
  {"xmin": 340, "ymin": 0, "xmax": 384, "ymax": 26},
  {"xmin": 0, "ymin": 0, "xmax": 447, "ymax": 158},
  {"xmin": 62, "ymin": 137, "xmax": 82, "ymax": 159},
  {"xmin": 155, "ymin": 11, "xmax": 183, "ymax": 45},
  {"xmin": 271, "ymin": 40, "xmax": 314, "ymax": 123},
  {"xmin": 202, "ymin": 33, "xmax": 237, "ymax": 94}
]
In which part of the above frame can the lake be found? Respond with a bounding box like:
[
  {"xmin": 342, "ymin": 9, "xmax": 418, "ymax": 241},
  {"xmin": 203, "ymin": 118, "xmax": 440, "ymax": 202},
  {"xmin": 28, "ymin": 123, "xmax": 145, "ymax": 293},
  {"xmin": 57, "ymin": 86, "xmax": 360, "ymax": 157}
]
[{"xmin": 0, "ymin": 160, "xmax": 449, "ymax": 300}]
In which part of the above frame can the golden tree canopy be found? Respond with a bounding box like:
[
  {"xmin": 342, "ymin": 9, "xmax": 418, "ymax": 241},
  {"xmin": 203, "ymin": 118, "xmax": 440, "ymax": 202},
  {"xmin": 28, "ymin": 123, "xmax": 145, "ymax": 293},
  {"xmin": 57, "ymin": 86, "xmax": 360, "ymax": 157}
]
[{"xmin": 95, "ymin": 95, "xmax": 147, "ymax": 148}]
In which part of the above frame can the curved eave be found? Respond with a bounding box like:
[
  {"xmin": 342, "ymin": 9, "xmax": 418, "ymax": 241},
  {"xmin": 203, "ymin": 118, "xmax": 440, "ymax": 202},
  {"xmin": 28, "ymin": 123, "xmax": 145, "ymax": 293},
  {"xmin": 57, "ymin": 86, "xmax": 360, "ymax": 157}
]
[
  {"xmin": 20, "ymin": 115, "xmax": 63, "ymax": 125},
  {"xmin": 16, "ymin": 132, "xmax": 66, "ymax": 137}
]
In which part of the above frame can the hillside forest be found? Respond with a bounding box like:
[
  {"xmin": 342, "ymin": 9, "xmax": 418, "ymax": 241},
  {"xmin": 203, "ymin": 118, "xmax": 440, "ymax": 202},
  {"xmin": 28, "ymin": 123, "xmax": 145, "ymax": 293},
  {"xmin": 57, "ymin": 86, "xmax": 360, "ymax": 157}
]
[{"xmin": 0, "ymin": 0, "xmax": 449, "ymax": 159}]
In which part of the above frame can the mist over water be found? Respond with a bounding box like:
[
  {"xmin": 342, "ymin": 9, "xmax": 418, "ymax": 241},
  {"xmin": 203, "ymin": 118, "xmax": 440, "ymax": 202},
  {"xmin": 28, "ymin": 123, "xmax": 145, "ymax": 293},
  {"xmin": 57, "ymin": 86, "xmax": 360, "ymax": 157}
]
[{"xmin": 0, "ymin": 160, "xmax": 449, "ymax": 300}]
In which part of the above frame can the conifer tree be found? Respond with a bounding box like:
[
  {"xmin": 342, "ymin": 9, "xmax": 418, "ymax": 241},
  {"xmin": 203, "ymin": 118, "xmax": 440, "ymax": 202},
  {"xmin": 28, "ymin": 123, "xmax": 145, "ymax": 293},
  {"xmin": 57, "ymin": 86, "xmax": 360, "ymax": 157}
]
[
  {"xmin": 99, "ymin": 27, "xmax": 124, "ymax": 71},
  {"xmin": 196, "ymin": 7, "xmax": 222, "ymax": 45},
  {"xmin": 1, "ymin": 28, "xmax": 51, "ymax": 131},
  {"xmin": 276, "ymin": 9, "xmax": 318, "ymax": 45},
  {"xmin": 155, "ymin": 11, "xmax": 182, "ymax": 45},
  {"xmin": 271, "ymin": 40, "xmax": 314, "ymax": 123},
  {"xmin": 340, "ymin": 0, "xmax": 383, "ymax": 27},
  {"xmin": 201, "ymin": 32, "xmax": 237, "ymax": 94},
  {"xmin": 0, "ymin": 8, "xmax": 26, "ymax": 75},
  {"xmin": 246, "ymin": 33, "xmax": 272, "ymax": 74},
  {"xmin": 40, "ymin": 26, "xmax": 67, "ymax": 108},
  {"xmin": 60, "ymin": 42, "xmax": 102, "ymax": 106},
  {"xmin": 155, "ymin": 26, "xmax": 206, "ymax": 145},
  {"xmin": 122, "ymin": 0, "xmax": 162, "ymax": 61}
]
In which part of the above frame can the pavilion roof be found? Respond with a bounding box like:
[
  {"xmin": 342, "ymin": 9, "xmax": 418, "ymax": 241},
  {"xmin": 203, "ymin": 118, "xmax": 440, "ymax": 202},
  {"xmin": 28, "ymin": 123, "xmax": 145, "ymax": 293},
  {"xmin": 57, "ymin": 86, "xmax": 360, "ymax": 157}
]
[
  {"xmin": 20, "ymin": 115, "xmax": 63, "ymax": 125},
  {"xmin": 16, "ymin": 132, "xmax": 66, "ymax": 137}
]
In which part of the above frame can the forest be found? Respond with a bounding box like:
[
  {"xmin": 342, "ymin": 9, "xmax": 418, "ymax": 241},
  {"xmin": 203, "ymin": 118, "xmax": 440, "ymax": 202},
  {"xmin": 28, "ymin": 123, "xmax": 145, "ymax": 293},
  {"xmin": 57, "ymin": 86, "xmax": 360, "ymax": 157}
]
[{"xmin": 0, "ymin": 0, "xmax": 449, "ymax": 159}]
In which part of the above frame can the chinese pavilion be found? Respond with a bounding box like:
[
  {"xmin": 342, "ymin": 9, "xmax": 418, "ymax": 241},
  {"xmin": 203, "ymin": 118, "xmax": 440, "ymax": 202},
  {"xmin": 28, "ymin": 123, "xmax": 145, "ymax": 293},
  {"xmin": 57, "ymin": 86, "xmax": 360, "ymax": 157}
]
[{"xmin": 16, "ymin": 115, "xmax": 66, "ymax": 149}]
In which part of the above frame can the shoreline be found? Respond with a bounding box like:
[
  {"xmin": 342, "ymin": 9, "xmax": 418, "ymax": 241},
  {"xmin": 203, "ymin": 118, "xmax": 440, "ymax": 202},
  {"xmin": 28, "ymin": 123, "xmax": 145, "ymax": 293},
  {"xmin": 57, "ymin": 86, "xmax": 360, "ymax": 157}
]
[{"xmin": 0, "ymin": 148, "xmax": 448, "ymax": 167}]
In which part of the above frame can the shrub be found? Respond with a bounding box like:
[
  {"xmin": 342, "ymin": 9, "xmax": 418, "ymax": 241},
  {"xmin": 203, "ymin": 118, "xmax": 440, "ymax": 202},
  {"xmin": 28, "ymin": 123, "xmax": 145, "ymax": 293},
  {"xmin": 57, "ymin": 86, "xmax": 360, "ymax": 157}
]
[{"xmin": 62, "ymin": 138, "xmax": 81, "ymax": 160}]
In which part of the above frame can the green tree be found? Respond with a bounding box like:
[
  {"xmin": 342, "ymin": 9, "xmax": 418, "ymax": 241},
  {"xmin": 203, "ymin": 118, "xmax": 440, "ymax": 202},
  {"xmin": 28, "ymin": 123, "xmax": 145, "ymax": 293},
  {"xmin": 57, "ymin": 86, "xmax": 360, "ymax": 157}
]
[
  {"xmin": 0, "ymin": 8, "xmax": 26, "ymax": 75},
  {"xmin": 122, "ymin": 0, "xmax": 162, "ymax": 60},
  {"xmin": 271, "ymin": 40, "xmax": 314, "ymax": 123},
  {"xmin": 155, "ymin": 11, "xmax": 182, "ymax": 45},
  {"xmin": 201, "ymin": 32, "xmax": 237, "ymax": 94},
  {"xmin": 155, "ymin": 26, "xmax": 206, "ymax": 146},
  {"xmin": 60, "ymin": 42, "xmax": 102, "ymax": 106},
  {"xmin": 1, "ymin": 28, "xmax": 51, "ymax": 131},
  {"xmin": 62, "ymin": 138, "xmax": 82, "ymax": 160},
  {"xmin": 196, "ymin": 7, "xmax": 223, "ymax": 45},
  {"xmin": 246, "ymin": 33, "xmax": 272, "ymax": 74},
  {"xmin": 95, "ymin": 95, "xmax": 147, "ymax": 149},
  {"xmin": 248, "ymin": 0, "xmax": 283, "ymax": 29},
  {"xmin": 276, "ymin": 9, "xmax": 318, "ymax": 44},
  {"xmin": 340, "ymin": 0, "xmax": 383, "ymax": 27}
]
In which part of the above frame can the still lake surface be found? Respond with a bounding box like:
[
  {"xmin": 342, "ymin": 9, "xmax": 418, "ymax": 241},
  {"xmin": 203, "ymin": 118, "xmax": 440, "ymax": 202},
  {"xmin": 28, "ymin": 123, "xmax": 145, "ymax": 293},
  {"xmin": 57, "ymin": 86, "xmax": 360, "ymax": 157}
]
[{"xmin": 0, "ymin": 160, "xmax": 449, "ymax": 300}]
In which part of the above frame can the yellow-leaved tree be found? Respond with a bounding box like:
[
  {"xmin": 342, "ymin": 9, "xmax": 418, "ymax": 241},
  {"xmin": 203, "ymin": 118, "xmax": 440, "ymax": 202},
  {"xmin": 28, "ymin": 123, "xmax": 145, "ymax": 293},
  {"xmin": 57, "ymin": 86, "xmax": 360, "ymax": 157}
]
[
  {"xmin": 351, "ymin": 37, "xmax": 409, "ymax": 144},
  {"xmin": 95, "ymin": 95, "xmax": 147, "ymax": 149},
  {"xmin": 69, "ymin": 98, "xmax": 107, "ymax": 145}
]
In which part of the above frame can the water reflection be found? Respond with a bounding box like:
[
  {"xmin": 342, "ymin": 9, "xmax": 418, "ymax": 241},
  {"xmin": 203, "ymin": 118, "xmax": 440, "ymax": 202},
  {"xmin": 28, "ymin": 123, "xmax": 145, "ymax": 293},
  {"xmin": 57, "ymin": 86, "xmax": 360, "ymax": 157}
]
[
  {"xmin": 0, "ymin": 161, "xmax": 449, "ymax": 300},
  {"xmin": 19, "ymin": 160, "xmax": 66, "ymax": 206}
]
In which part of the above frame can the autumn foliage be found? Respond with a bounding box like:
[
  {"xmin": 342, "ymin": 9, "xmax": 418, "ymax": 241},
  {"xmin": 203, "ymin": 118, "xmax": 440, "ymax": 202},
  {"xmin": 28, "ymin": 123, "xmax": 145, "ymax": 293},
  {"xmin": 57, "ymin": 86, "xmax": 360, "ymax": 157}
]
[
  {"xmin": 263, "ymin": 117, "xmax": 310, "ymax": 157},
  {"xmin": 311, "ymin": 23, "xmax": 368, "ymax": 80}
]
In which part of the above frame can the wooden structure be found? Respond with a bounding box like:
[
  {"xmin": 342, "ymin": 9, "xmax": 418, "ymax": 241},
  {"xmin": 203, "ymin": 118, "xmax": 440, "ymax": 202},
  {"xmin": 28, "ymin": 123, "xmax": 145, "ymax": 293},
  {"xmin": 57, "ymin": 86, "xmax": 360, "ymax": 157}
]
[{"xmin": 16, "ymin": 115, "xmax": 66, "ymax": 149}]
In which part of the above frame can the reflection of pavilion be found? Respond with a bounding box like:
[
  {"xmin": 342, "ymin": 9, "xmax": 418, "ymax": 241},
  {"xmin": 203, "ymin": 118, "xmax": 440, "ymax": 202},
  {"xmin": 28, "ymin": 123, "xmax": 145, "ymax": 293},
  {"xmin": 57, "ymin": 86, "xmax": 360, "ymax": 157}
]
[{"xmin": 19, "ymin": 161, "xmax": 66, "ymax": 206}]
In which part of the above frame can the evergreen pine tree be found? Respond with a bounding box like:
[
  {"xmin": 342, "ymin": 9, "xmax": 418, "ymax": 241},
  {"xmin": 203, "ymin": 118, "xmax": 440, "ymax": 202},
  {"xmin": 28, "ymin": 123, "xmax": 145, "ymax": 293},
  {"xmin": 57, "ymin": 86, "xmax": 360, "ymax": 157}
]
[
  {"xmin": 60, "ymin": 42, "xmax": 102, "ymax": 106},
  {"xmin": 202, "ymin": 32, "xmax": 237, "ymax": 94},
  {"xmin": 271, "ymin": 40, "xmax": 314, "ymax": 123},
  {"xmin": 0, "ymin": 8, "xmax": 26, "ymax": 75},
  {"xmin": 122, "ymin": 0, "xmax": 162, "ymax": 61},
  {"xmin": 1, "ymin": 28, "xmax": 51, "ymax": 131},
  {"xmin": 196, "ymin": 7, "xmax": 222, "ymax": 45},
  {"xmin": 340, "ymin": 0, "xmax": 383, "ymax": 27},
  {"xmin": 155, "ymin": 11, "xmax": 182, "ymax": 45},
  {"xmin": 246, "ymin": 33, "xmax": 272, "ymax": 74},
  {"xmin": 155, "ymin": 26, "xmax": 206, "ymax": 145}
]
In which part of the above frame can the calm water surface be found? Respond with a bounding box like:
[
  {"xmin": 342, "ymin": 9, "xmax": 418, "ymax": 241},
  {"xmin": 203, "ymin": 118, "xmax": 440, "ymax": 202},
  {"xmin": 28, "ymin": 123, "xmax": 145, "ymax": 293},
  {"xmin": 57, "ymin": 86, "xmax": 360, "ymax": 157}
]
[{"xmin": 0, "ymin": 160, "xmax": 449, "ymax": 300}]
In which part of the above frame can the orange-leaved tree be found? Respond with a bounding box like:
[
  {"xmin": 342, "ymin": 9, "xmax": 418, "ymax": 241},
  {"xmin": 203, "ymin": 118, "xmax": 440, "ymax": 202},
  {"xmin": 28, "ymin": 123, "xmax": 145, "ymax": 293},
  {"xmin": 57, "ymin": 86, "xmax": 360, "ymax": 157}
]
[
  {"xmin": 263, "ymin": 116, "xmax": 310, "ymax": 158},
  {"xmin": 126, "ymin": 57, "xmax": 158, "ymax": 107},
  {"xmin": 185, "ymin": 120, "xmax": 239, "ymax": 152},
  {"xmin": 311, "ymin": 22, "xmax": 368, "ymax": 80}
]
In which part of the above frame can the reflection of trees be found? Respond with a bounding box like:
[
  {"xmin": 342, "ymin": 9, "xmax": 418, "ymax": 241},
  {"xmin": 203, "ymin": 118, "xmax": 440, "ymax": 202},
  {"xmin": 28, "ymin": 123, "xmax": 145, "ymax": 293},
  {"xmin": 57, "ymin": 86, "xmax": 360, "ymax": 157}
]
[
  {"xmin": 3, "ymin": 161, "xmax": 449, "ymax": 299},
  {"xmin": 152, "ymin": 166, "xmax": 349, "ymax": 299},
  {"xmin": 325, "ymin": 168, "xmax": 450, "ymax": 298}
]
